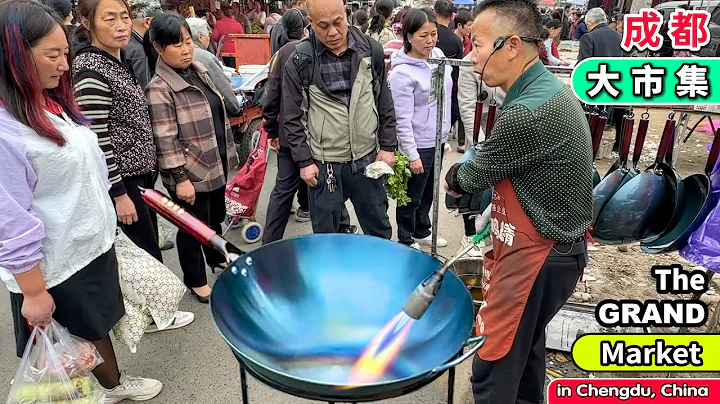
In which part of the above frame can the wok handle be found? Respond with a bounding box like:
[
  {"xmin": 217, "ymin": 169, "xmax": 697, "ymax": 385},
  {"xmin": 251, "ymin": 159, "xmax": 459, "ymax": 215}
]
[
  {"xmin": 707, "ymin": 128, "xmax": 720, "ymax": 175},
  {"xmin": 140, "ymin": 188, "xmax": 245, "ymax": 262},
  {"xmin": 430, "ymin": 336, "xmax": 486, "ymax": 374},
  {"xmin": 486, "ymin": 104, "xmax": 497, "ymax": 136},
  {"xmin": 593, "ymin": 115, "xmax": 608, "ymax": 157},
  {"xmin": 632, "ymin": 117, "xmax": 649, "ymax": 168},
  {"xmin": 473, "ymin": 101, "xmax": 484, "ymax": 144},
  {"xmin": 589, "ymin": 113, "xmax": 601, "ymax": 159},
  {"xmin": 656, "ymin": 117, "xmax": 676, "ymax": 164},
  {"xmin": 619, "ymin": 117, "xmax": 634, "ymax": 166},
  {"xmin": 141, "ymin": 187, "xmax": 216, "ymax": 245}
]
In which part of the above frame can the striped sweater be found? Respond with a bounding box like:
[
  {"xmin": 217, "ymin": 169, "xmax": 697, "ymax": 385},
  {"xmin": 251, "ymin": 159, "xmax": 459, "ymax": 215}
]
[{"xmin": 72, "ymin": 45, "xmax": 156, "ymax": 197}]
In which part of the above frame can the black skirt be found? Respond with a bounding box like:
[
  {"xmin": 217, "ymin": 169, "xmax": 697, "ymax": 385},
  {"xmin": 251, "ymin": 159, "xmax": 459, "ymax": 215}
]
[{"xmin": 10, "ymin": 246, "xmax": 125, "ymax": 357}]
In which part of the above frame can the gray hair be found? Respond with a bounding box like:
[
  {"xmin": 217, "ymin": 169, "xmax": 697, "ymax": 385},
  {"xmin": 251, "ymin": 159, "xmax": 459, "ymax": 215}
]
[
  {"xmin": 585, "ymin": 8, "xmax": 608, "ymax": 25},
  {"xmin": 186, "ymin": 17, "xmax": 211, "ymax": 47}
]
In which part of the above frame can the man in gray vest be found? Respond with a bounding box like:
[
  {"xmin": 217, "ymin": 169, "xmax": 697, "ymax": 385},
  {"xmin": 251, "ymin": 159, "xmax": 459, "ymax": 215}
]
[{"xmin": 282, "ymin": 0, "xmax": 397, "ymax": 238}]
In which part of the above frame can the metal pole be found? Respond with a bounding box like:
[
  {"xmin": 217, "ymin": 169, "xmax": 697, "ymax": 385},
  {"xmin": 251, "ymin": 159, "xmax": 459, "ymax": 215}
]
[
  {"xmin": 428, "ymin": 57, "xmax": 575, "ymax": 75},
  {"xmin": 672, "ymin": 113, "xmax": 690, "ymax": 167},
  {"xmin": 431, "ymin": 59, "xmax": 447, "ymax": 256}
]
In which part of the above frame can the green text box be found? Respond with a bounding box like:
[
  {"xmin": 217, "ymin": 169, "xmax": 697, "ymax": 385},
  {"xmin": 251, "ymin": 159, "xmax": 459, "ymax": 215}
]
[{"xmin": 572, "ymin": 57, "xmax": 720, "ymax": 106}]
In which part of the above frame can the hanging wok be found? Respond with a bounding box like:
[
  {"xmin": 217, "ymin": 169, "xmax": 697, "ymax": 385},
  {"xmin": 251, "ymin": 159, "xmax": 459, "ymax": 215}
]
[
  {"xmin": 641, "ymin": 128, "xmax": 720, "ymax": 254},
  {"xmin": 592, "ymin": 110, "xmax": 634, "ymax": 225},
  {"xmin": 592, "ymin": 113, "xmax": 682, "ymax": 244},
  {"xmin": 640, "ymin": 116, "xmax": 685, "ymax": 244},
  {"xmin": 140, "ymin": 188, "xmax": 484, "ymax": 402}
]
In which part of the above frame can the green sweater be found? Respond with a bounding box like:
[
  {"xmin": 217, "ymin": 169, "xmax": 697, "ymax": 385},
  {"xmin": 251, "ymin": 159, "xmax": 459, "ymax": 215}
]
[{"xmin": 449, "ymin": 60, "xmax": 593, "ymax": 243}]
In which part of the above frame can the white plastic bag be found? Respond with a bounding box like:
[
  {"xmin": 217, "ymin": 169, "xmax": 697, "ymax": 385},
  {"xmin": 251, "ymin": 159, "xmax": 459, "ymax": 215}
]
[
  {"xmin": 364, "ymin": 161, "xmax": 394, "ymax": 179},
  {"xmin": 112, "ymin": 230, "xmax": 186, "ymax": 353},
  {"xmin": 7, "ymin": 321, "xmax": 105, "ymax": 404}
]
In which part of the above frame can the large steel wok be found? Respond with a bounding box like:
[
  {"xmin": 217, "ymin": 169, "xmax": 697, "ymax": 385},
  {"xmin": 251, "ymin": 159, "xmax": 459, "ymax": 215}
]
[{"xmin": 141, "ymin": 188, "xmax": 484, "ymax": 403}]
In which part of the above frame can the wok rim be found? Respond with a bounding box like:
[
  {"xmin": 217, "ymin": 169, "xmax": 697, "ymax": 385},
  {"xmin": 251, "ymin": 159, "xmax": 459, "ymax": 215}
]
[
  {"xmin": 640, "ymin": 173, "xmax": 711, "ymax": 251},
  {"xmin": 209, "ymin": 235, "xmax": 474, "ymax": 391}
]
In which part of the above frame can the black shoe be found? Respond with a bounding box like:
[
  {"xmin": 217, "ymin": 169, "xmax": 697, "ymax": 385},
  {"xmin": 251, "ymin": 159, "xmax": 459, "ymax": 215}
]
[
  {"xmin": 190, "ymin": 289, "xmax": 210, "ymax": 304},
  {"xmin": 160, "ymin": 240, "xmax": 175, "ymax": 251},
  {"xmin": 295, "ymin": 209, "xmax": 311, "ymax": 222},
  {"xmin": 340, "ymin": 225, "xmax": 359, "ymax": 234}
]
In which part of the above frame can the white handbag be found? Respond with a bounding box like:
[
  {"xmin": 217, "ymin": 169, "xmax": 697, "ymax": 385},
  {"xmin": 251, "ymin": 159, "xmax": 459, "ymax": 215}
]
[{"xmin": 112, "ymin": 230, "xmax": 187, "ymax": 353}]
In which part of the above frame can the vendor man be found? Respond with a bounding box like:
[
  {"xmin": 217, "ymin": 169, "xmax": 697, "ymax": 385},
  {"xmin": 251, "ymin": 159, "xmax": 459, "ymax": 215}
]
[{"xmin": 444, "ymin": 0, "xmax": 593, "ymax": 402}]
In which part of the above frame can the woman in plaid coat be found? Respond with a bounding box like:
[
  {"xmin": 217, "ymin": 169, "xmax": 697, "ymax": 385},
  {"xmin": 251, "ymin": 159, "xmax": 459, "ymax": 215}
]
[{"xmin": 145, "ymin": 13, "xmax": 239, "ymax": 303}]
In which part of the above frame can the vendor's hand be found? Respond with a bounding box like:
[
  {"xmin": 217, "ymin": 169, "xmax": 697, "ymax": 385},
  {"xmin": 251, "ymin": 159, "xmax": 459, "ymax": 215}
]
[
  {"xmin": 268, "ymin": 138, "xmax": 280, "ymax": 151},
  {"xmin": 560, "ymin": 60, "xmax": 571, "ymax": 66},
  {"xmin": 410, "ymin": 159, "xmax": 424, "ymax": 175},
  {"xmin": 444, "ymin": 180, "xmax": 461, "ymax": 198},
  {"xmin": 177, "ymin": 180, "xmax": 196, "ymax": 205},
  {"xmin": 22, "ymin": 290, "xmax": 55, "ymax": 327},
  {"xmin": 115, "ymin": 194, "xmax": 138, "ymax": 225},
  {"xmin": 376, "ymin": 150, "xmax": 396, "ymax": 167},
  {"xmin": 301, "ymin": 164, "xmax": 319, "ymax": 187}
]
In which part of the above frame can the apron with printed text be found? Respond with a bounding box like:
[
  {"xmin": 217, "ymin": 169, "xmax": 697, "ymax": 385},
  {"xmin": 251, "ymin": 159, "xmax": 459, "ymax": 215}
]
[{"xmin": 476, "ymin": 178, "xmax": 555, "ymax": 361}]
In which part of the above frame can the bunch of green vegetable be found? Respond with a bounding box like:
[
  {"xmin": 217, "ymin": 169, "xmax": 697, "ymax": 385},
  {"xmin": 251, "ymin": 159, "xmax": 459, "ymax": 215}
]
[
  {"xmin": 385, "ymin": 152, "xmax": 412, "ymax": 207},
  {"xmin": 250, "ymin": 24, "xmax": 265, "ymax": 34}
]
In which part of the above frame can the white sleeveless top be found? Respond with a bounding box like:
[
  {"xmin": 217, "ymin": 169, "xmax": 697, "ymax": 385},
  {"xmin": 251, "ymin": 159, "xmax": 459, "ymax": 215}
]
[{"xmin": 0, "ymin": 109, "xmax": 116, "ymax": 294}]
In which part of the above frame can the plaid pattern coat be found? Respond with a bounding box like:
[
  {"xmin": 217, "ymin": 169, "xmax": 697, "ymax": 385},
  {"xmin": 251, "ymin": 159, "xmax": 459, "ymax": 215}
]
[{"xmin": 146, "ymin": 59, "xmax": 239, "ymax": 192}]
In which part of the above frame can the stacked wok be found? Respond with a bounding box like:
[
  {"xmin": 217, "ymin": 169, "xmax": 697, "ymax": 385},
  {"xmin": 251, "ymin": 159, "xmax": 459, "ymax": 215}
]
[{"xmin": 591, "ymin": 112, "xmax": 720, "ymax": 253}]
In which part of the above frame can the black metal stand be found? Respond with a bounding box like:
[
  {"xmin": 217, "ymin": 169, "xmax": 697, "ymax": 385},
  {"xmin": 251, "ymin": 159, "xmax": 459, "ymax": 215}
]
[
  {"xmin": 447, "ymin": 366, "xmax": 455, "ymax": 403},
  {"xmin": 240, "ymin": 366, "xmax": 249, "ymax": 404},
  {"xmin": 237, "ymin": 357, "xmax": 459, "ymax": 404}
]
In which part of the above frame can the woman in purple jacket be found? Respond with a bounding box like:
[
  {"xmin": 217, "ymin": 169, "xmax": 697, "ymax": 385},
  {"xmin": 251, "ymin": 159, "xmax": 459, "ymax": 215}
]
[
  {"xmin": 388, "ymin": 8, "xmax": 452, "ymax": 250},
  {"xmin": 0, "ymin": 1, "xmax": 162, "ymax": 401}
]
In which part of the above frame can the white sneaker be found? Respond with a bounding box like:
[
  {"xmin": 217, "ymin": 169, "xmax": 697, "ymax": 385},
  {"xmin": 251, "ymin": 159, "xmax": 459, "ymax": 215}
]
[
  {"xmin": 460, "ymin": 236, "xmax": 485, "ymax": 258},
  {"xmin": 409, "ymin": 243, "xmax": 422, "ymax": 250},
  {"xmin": 413, "ymin": 234, "xmax": 448, "ymax": 248},
  {"xmin": 103, "ymin": 372, "xmax": 163, "ymax": 403},
  {"xmin": 145, "ymin": 311, "xmax": 195, "ymax": 334}
]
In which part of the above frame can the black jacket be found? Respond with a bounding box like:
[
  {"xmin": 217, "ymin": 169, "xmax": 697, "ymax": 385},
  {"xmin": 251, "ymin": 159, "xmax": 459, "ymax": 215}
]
[
  {"xmin": 263, "ymin": 39, "xmax": 299, "ymax": 148},
  {"xmin": 270, "ymin": 20, "xmax": 286, "ymax": 55},
  {"xmin": 578, "ymin": 23, "xmax": 623, "ymax": 61},
  {"xmin": 125, "ymin": 30, "xmax": 152, "ymax": 89},
  {"xmin": 281, "ymin": 27, "xmax": 397, "ymax": 167},
  {"xmin": 587, "ymin": 0, "xmax": 604, "ymax": 11}
]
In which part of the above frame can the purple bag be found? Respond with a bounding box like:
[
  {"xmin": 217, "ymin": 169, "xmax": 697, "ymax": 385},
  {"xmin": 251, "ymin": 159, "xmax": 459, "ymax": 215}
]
[{"xmin": 680, "ymin": 158, "xmax": 720, "ymax": 274}]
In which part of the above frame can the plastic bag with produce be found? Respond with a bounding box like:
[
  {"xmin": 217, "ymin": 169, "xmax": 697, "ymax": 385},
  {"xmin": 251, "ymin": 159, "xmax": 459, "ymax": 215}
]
[{"xmin": 6, "ymin": 321, "xmax": 105, "ymax": 404}]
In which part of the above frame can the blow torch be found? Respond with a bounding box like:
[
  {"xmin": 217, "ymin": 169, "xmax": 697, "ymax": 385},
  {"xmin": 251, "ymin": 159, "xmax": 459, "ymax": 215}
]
[{"xmin": 402, "ymin": 229, "xmax": 490, "ymax": 320}]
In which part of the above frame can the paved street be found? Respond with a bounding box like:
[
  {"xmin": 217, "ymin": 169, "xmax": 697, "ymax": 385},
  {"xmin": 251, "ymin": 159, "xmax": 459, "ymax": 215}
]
[{"xmin": 0, "ymin": 146, "xmax": 476, "ymax": 404}]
